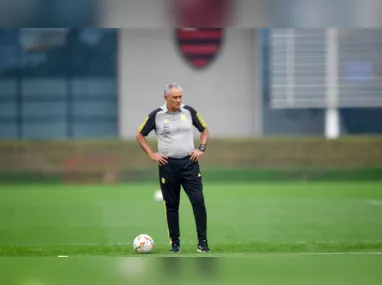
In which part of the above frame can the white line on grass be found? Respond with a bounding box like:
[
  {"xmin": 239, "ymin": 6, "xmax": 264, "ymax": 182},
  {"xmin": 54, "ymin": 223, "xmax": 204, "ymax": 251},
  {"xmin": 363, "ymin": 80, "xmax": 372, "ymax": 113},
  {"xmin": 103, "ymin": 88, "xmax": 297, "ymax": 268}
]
[
  {"xmin": 7, "ymin": 240, "xmax": 382, "ymax": 247},
  {"xmin": 3, "ymin": 242, "xmax": 382, "ymax": 256},
  {"xmin": 289, "ymin": 252, "xmax": 382, "ymax": 255},
  {"xmin": 148, "ymin": 252, "xmax": 382, "ymax": 257},
  {"xmin": 367, "ymin": 200, "xmax": 382, "ymax": 207}
]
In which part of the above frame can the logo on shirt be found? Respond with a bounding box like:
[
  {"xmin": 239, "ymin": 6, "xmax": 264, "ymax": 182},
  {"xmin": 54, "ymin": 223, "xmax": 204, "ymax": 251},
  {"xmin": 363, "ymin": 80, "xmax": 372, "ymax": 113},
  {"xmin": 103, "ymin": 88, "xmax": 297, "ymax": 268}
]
[
  {"xmin": 175, "ymin": 28, "xmax": 225, "ymax": 69},
  {"xmin": 180, "ymin": 114, "xmax": 187, "ymax": 121},
  {"xmin": 162, "ymin": 119, "xmax": 170, "ymax": 136}
]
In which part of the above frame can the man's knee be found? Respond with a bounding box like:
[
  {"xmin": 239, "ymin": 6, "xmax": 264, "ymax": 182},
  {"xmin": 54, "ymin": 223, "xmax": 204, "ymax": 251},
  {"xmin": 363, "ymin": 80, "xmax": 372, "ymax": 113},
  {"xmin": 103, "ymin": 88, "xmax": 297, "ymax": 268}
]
[
  {"xmin": 165, "ymin": 199, "xmax": 180, "ymax": 211},
  {"xmin": 189, "ymin": 191, "xmax": 205, "ymax": 207}
]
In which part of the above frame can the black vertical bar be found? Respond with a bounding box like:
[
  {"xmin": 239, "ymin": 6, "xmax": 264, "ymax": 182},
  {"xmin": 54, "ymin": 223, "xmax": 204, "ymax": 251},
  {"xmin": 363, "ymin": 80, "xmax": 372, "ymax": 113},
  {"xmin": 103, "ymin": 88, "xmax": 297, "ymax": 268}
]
[
  {"xmin": 16, "ymin": 30, "xmax": 23, "ymax": 139},
  {"xmin": 66, "ymin": 29, "xmax": 73, "ymax": 138},
  {"xmin": 115, "ymin": 28, "xmax": 120, "ymax": 138},
  {"xmin": 66, "ymin": 73, "xmax": 73, "ymax": 138}
]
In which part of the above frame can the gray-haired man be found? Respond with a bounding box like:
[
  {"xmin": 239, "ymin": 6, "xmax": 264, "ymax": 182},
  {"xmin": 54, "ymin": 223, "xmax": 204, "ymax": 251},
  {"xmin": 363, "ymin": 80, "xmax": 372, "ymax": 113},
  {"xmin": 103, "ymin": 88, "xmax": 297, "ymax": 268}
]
[{"xmin": 136, "ymin": 83, "xmax": 211, "ymax": 253}]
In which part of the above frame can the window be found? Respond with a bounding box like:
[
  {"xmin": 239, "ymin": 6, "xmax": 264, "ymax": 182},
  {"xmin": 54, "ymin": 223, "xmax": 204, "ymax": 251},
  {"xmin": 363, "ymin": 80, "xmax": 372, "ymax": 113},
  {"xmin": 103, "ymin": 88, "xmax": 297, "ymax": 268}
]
[{"xmin": 0, "ymin": 28, "xmax": 118, "ymax": 139}]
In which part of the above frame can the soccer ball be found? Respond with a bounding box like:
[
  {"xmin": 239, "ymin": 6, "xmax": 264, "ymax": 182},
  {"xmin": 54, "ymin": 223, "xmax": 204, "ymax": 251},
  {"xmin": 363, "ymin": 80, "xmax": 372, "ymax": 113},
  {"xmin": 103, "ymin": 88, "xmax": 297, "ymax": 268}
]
[
  {"xmin": 133, "ymin": 234, "xmax": 154, "ymax": 253},
  {"xmin": 154, "ymin": 189, "xmax": 163, "ymax": 202}
]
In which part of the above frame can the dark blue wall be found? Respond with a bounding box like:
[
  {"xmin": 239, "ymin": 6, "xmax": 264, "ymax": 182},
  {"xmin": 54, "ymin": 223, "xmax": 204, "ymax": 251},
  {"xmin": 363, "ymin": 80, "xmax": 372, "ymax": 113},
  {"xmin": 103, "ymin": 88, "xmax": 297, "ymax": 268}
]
[{"xmin": 0, "ymin": 28, "xmax": 118, "ymax": 139}]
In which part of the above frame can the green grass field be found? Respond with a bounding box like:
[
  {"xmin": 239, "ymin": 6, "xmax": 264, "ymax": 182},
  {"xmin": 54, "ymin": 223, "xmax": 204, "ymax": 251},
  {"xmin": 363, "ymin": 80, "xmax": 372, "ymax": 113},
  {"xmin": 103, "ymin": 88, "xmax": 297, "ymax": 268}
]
[
  {"xmin": 1, "ymin": 182, "xmax": 382, "ymax": 255},
  {"xmin": 1, "ymin": 181, "xmax": 382, "ymax": 284}
]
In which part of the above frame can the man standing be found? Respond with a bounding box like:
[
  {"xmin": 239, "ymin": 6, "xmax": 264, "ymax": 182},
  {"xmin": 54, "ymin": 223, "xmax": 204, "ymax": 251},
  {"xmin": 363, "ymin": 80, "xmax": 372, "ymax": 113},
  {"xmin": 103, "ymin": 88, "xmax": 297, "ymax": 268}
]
[{"xmin": 136, "ymin": 83, "xmax": 211, "ymax": 253}]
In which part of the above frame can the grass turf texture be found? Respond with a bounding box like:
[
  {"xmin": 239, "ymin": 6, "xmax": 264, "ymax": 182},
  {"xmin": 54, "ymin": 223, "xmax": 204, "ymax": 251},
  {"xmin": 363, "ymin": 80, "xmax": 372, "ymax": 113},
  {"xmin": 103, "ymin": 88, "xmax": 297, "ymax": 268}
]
[
  {"xmin": 1, "ymin": 182, "xmax": 382, "ymax": 256},
  {"xmin": 1, "ymin": 255, "xmax": 382, "ymax": 285}
]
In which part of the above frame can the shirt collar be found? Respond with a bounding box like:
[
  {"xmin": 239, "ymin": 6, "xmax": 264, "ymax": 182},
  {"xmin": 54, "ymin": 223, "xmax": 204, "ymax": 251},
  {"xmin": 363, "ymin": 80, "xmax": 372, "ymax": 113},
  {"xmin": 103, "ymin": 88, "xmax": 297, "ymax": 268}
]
[{"xmin": 161, "ymin": 103, "xmax": 185, "ymax": 113}]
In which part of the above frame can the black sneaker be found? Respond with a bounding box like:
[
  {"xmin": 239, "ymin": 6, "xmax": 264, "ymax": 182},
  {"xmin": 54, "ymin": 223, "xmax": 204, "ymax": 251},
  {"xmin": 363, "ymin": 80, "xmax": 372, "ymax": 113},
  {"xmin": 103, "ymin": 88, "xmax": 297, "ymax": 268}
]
[
  {"xmin": 170, "ymin": 243, "xmax": 181, "ymax": 253},
  {"xmin": 197, "ymin": 240, "xmax": 211, "ymax": 253}
]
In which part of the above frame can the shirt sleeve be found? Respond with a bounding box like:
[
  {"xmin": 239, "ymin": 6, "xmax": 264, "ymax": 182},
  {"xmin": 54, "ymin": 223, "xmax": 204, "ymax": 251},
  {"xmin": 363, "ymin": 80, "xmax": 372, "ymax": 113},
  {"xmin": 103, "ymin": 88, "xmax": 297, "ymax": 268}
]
[
  {"xmin": 184, "ymin": 105, "xmax": 207, "ymax": 132},
  {"xmin": 138, "ymin": 108, "xmax": 161, "ymax": 136}
]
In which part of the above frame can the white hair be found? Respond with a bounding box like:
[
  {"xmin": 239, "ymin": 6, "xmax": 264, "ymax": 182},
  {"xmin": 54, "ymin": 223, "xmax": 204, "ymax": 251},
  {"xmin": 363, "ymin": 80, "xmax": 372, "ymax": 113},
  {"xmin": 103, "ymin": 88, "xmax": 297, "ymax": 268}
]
[{"xmin": 164, "ymin": 83, "xmax": 182, "ymax": 96}]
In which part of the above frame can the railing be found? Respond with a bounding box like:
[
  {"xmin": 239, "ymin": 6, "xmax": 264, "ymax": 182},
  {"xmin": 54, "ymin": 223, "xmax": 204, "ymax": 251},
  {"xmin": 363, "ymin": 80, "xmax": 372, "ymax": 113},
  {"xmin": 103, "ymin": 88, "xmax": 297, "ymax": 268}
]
[{"xmin": 269, "ymin": 28, "xmax": 382, "ymax": 109}]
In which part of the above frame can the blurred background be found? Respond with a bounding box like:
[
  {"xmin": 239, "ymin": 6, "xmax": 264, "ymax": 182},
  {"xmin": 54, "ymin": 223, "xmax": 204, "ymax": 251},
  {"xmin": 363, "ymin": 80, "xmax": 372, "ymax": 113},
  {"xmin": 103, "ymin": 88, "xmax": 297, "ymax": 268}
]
[
  {"xmin": 1, "ymin": 2, "xmax": 382, "ymax": 284},
  {"xmin": 0, "ymin": 0, "xmax": 382, "ymax": 183},
  {"xmin": 1, "ymin": 26, "xmax": 382, "ymax": 183}
]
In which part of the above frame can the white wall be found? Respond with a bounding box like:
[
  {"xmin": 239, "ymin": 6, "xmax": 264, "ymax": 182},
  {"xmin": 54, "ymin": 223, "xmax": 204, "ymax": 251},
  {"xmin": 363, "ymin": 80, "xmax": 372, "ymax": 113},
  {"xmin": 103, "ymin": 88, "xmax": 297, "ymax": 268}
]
[
  {"xmin": 99, "ymin": 0, "xmax": 382, "ymax": 28},
  {"xmin": 118, "ymin": 28, "xmax": 259, "ymax": 139}
]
